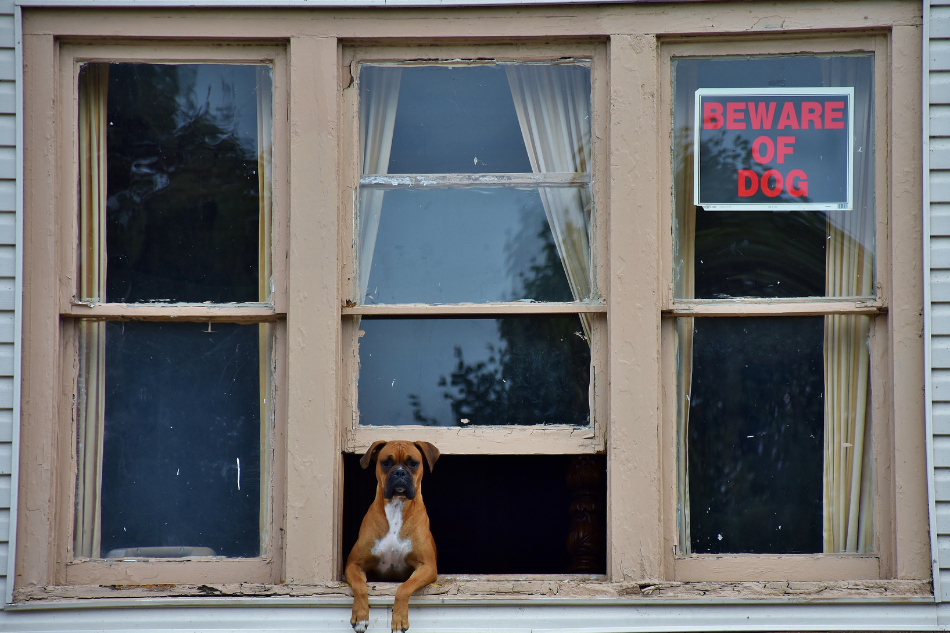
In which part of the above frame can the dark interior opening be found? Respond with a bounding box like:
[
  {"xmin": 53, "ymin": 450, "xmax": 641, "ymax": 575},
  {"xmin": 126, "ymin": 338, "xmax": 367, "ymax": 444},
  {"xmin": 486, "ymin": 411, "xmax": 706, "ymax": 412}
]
[{"xmin": 342, "ymin": 453, "xmax": 606, "ymax": 576}]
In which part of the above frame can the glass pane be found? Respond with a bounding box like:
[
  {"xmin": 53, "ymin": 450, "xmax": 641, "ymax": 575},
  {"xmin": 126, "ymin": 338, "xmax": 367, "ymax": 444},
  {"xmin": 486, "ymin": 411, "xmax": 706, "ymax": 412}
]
[
  {"xmin": 81, "ymin": 321, "xmax": 265, "ymax": 558},
  {"xmin": 361, "ymin": 188, "xmax": 576, "ymax": 304},
  {"xmin": 673, "ymin": 55, "xmax": 874, "ymax": 299},
  {"xmin": 82, "ymin": 63, "xmax": 272, "ymax": 303},
  {"xmin": 357, "ymin": 317, "xmax": 590, "ymax": 426},
  {"xmin": 681, "ymin": 317, "xmax": 825, "ymax": 554},
  {"xmin": 360, "ymin": 64, "xmax": 591, "ymax": 175}
]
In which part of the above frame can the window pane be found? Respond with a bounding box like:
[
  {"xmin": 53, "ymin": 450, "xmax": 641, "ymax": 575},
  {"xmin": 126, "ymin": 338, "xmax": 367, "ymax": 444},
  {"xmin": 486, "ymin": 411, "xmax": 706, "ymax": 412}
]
[
  {"xmin": 81, "ymin": 63, "xmax": 272, "ymax": 303},
  {"xmin": 360, "ymin": 188, "xmax": 577, "ymax": 304},
  {"xmin": 77, "ymin": 321, "xmax": 266, "ymax": 558},
  {"xmin": 357, "ymin": 317, "xmax": 590, "ymax": 426},
  {"xmin": 672, "ymin": 55, "xmax": 874, "ymax": 299},
  {"xmin": 682, "ymin": 317, "xmax": 825, "ymax": 554}
]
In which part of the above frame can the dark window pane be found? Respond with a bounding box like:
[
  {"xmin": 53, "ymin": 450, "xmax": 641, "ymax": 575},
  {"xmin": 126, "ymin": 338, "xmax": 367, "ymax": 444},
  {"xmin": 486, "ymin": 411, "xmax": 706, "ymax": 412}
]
[
  {"xmin": 100, "ymin": 321, "xmax": 262, "ymax": 558},
  {"xmin": 363, "ymin": 188, "xmax": 574, "ymax": 304},
  {"xmin": 358, "ymin": 317, "xmax": 590, "ymax": 426},
  {"xmin": 685, "ymin": 317, "xmax": 824, "ymax": 554},
  {"xmin": 371, "ymin": 65, "xmax": 533, "ymax": 175},
  {"xmin": 693, "ymin": 209, "xmax": 827, "ymax": 298},
  {"xmin": 101, "ymin": 63, "xmax": 270, "ymax": 303}
]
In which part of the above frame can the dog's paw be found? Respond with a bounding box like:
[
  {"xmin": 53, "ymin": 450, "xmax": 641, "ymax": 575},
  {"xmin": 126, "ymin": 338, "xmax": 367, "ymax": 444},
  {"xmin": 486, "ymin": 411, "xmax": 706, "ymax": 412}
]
[
  {"xmin": 391, "ymin": 612, "xmax": 409, "ymax": 632},
  {"xmin": 352, "ymin": 620, "xmax": 369, "ymax": 633}
]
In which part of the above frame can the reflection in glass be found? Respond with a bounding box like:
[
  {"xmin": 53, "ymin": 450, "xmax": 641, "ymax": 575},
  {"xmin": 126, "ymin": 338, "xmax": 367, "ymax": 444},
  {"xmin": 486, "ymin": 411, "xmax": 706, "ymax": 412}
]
[
  {"xmin": 82, "ymin": 63, "xmax": 273, "ymax": 303},
  {"xmin": 362, "ymin": 188, "xmax": 574, "ymax": 304},
  {"xmin": 357, "ymin": 317, "xmax": 590, "ymax": 427},
  {"xmin": 672, "ymin": 55, "xmax": 874, "ymax": 299},
  {"xmin": 681, "ymin": 317, "xmax": 825, "ymax": 554},
  {"xmin": 84, "ymin": 322, "xmax": 265, "ymax": 558}
]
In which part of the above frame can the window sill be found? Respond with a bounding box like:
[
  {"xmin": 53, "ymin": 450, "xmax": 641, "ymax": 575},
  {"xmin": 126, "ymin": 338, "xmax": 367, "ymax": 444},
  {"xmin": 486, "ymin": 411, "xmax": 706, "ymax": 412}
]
[{"xmin": 10, "ymin": 577, "xmax": 932, "ymax": 607}]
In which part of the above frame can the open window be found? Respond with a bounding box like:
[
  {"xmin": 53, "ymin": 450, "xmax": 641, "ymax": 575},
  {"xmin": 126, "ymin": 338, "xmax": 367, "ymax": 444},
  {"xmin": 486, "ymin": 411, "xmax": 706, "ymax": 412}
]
[{"xmin": 340, "ymin": 47, "xmax": 609, "ymax": 575}]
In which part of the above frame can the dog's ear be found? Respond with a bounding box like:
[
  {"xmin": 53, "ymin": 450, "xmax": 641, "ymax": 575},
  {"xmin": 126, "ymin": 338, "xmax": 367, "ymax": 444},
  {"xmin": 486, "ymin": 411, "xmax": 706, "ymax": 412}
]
[
  {"xmin": 414, "ymin": 441, "xmax": 440, "ymax": 473},
  {"xmin": 360, "ymin": 441, "xmax": 387, "ymax": 470}
]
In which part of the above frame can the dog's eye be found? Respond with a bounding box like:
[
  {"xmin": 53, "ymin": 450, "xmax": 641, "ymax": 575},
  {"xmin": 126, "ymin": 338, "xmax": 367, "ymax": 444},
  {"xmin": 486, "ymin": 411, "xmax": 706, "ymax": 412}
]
[
  {"xmin": 381, "ymin": 458, "xmax": 394, "ymax": 469},
  {"xmin": 406, "ymin": 459, "xmax": 419, "ymax": 469}
]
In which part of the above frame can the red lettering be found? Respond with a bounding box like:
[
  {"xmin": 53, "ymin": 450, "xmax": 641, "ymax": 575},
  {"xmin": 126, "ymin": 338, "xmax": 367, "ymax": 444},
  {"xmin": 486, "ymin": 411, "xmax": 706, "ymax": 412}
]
[
  {"xmin": 786, "ymin": 169, "xmax": 808, "ymax": 197},
  {"xmin": 704, "ymin": 102, "xmax": 724, "ymax": 130},
  {"xmin": 801, "ymin": 102, "xmax": 822, "ymax": 129},
  {"xmin": 738, "ymin": 170, "xmax": 759, "ymax": 197},
  {"xmin": 777, "ymin": 136, "xmax": 795, "ymax": 164},
  {"xmin": 761, "ymin": 169, "xmax": 784, "ymax": 197},
  {"xmin": 752, "ymin": 136, "xmax": 774, "ymax": 164},
  {"xmin": 777, "ymin": 102, "xmax": 799, "ymax": 129},
  {"xmin": 824, "ymin": 101, "xmax": 845, "ymax": 129},
  {"xmin": 747, "ymin": 102, "xmax": 776, "ymax": 129},
  {"xmin": 726, "ymin": 102, "xmax": 746, "ymax": 129}
]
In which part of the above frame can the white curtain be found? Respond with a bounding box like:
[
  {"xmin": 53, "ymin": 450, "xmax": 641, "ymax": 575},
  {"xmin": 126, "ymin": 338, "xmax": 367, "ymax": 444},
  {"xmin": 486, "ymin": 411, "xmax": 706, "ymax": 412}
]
[
  {"xmin": 506, "ymin": 64, "xmax": 594, "ymax": 341},
  {"xmin": 357, "ymin": 67, "xmax": 401, "ymax": 303},
  {"xmin": 821, "ymin": 58, "xmax": 875, "ymax": 553}
]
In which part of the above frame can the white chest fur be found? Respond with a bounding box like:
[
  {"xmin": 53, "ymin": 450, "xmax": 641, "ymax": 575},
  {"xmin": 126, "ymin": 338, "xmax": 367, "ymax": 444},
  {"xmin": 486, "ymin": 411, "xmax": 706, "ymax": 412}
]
[{"xmin": 371, "ymin": 498, "xmax": 413, "ymax": 577}]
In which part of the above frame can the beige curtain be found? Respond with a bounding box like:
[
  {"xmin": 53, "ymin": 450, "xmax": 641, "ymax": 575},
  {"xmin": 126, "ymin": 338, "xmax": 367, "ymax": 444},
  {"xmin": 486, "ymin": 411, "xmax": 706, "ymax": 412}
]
[
  {"xmin": 822, "ymin": 58, "xmax": 875, "ymax": 553},
  {"xmin": 256, "ymin": 66, "xmax": 274, "ymax": 553},
  {"xmin": 506, "ymin": 64, "xmax": 594, "ymax": 342},
  {"xmin": 357, "ymin": 67, "xmax": 401, "ymax": 303},
  {"xmin": 75, "ymin": 63, "xmax": 109, "ymax": 558},
  {"xmin": 675, "ymin": 139, "xmax": 696, "ymax": 555}
]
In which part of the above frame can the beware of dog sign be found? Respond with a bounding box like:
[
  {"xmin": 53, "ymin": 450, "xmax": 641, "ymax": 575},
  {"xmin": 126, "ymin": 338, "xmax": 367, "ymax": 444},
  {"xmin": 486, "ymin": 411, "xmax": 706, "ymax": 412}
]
[{"xmin": 693, "ymin": 87, "xmax": 854, "ymax": 211}]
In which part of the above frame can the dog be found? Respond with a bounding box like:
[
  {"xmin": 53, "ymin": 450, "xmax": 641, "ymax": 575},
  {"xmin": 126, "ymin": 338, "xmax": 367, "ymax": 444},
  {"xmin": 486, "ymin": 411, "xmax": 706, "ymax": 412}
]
[{"xmin": 345, "ymin": 440, "xmax": 440, "ymax": 633}]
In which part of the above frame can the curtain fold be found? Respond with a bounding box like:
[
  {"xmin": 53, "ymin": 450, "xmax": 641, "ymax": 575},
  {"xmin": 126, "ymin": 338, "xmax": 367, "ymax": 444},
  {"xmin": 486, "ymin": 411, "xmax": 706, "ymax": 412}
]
[
  {"xmin": 357, "ymin": 67, "xmax": 401, "ymax": 303},
  {"xmin": 256, "ymin": 66, "xmax": 274, "ymax": 554},
  {"xmin": 76, "ymin": 63, "xmax": 109, "ymax": 558},
  {"xmin": 822, "ymin": 58, "xmax": 875, "ymax": 554},
  {"xmin": 506, "ymin": 64, "xmax": 594, "ymax": 341}
]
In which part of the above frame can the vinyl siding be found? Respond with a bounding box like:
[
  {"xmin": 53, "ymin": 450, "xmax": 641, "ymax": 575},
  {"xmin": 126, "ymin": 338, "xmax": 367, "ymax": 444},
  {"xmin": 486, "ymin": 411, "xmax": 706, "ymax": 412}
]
[
  {"xmin": 932, "ymin": 0, "xmax": 950, "ymax": 602},
  {"xmin": 0, "ymin": 0, "xmax": 13, "ymax": 604}
]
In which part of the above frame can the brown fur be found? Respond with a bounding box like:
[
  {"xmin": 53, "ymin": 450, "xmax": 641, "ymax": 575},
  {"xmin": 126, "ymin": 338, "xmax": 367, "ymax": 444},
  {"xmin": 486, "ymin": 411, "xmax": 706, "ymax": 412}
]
[{"xmin": 346, "ymin": 441, "xmax": 440, "ymax": 632}]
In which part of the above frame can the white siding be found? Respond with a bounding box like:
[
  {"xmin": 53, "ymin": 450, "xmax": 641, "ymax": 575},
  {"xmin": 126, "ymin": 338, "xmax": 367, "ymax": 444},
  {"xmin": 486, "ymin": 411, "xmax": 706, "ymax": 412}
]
[
  {"xmin": 0, "ymin": 0, "xmax": 12, "ymax": 609},
  {"xmin": 932, "ymin": 1, "xmax": 950, "ymax": 603}
]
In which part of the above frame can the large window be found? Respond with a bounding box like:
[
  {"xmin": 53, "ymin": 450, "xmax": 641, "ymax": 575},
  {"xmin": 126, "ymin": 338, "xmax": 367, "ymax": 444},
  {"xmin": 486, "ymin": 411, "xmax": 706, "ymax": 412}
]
[{"xmin": 13, "ymin": 6, "xmax": 928, "ymax": 600}]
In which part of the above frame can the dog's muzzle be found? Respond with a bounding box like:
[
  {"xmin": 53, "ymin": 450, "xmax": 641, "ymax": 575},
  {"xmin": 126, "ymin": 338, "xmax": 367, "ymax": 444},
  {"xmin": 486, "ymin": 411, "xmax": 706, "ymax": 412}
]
[{"xmin": 384, "ymin": 466, "xmax": 416, "ymax": 499}]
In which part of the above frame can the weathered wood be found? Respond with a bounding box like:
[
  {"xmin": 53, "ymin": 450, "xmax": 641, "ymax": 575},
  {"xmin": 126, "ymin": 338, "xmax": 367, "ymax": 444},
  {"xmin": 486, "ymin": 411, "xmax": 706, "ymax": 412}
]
[
  {"xmin": 63, "ymin": 304, "xmax": 282, "ymax": 322},
  {"xmin": 359, "ymin": 172, "xmax": 589, "ymax": 189},
  {"xmin": 343, "ymin": 301, "xmax": 606, "ymax": 316},
  {"xmin": 666, "ymin": 299, "xmax": 885, "ymax": 317},
  {"xmin": 11, "ymin": 578, "xmax": 932, "ymax": 604}
]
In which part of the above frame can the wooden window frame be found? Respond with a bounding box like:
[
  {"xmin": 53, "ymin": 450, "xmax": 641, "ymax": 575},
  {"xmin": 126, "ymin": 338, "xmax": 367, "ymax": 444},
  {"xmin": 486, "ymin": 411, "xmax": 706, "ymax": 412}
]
[
  {"xmin": 14, "ymin": 2, "xmax": 929, "ymax": 601},
  {"xmin": 21, "ymin": 40, "xmax": 290, "ymax": 587},
  {"xmin": 657, "ymin": 34, "xmax": 922, "ymax": 582},
  {"xmin": 339, "ymin": 43, "xmax": 610, "ymax": 457}
]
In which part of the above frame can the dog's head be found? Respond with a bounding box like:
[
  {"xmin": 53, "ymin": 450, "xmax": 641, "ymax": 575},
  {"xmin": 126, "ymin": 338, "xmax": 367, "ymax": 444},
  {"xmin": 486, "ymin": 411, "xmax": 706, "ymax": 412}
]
[{"xmin": 360, "ymin": 440, "xmax": 440, "ymax": 500}]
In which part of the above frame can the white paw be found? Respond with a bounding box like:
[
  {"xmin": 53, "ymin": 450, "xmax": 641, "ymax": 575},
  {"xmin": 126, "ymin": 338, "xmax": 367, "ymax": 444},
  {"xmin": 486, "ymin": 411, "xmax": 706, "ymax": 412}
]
[{"xmin": 353, "ymin": 620, "xmax": 368, "ymax": 633}]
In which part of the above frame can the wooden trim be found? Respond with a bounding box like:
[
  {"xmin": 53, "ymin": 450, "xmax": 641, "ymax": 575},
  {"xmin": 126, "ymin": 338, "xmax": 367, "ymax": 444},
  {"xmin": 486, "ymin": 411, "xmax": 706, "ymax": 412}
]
[
  {"xmin": 674, "ymin": 555, "xmax": 881, "ymax": 582},
  {"xmin": 65, "ymin": 558, "xmax": 274, "ymax": 586},
  {"xmin": 666, "ymin": 299, "xmax": 886, "ymax": 317},
  {"xmin": 359, "ymin": 172, "xmax": 590, "ymax": 189},
  {"xmin": 346, "ymin": 425, "xmax": 601, "ymax": 455},
  {"xmin": 63, "ymin": 304, "xmax": 283, "ymax": 322},
  {"xmin": 606, "ymin": 32, "xmax": 662, "ymax": 583},
  {"xmin": 283, "ymin": 34, "xmax": 341, "ymax": 585},
  {"xmin": 343, "ymin": 302, "xmax": 606, "ymax": 316}
]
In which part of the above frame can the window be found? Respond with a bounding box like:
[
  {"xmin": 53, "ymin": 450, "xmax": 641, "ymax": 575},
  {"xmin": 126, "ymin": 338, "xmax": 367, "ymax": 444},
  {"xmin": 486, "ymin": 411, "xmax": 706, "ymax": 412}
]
[
  {"xmin": 14, "ymin": 6, "xmax": 928, "ymax": 600},
  {"xmin": 28, "ymin": 44, "xmax": 289, "ymax": 585},
  {"xmin": 660, "ymin": 37, "xmax": 898, "ymax": 581},
  {"xmin": 340, "ymin": 49, "xmax": 609, "ymax": 574}
]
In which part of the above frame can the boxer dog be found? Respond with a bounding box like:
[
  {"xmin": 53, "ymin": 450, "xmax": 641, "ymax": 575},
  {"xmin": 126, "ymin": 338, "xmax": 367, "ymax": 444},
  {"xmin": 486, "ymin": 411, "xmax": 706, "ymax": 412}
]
[{"xmin": 346, "ymin": 440, "xmax": 440, "ymax": 633}]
